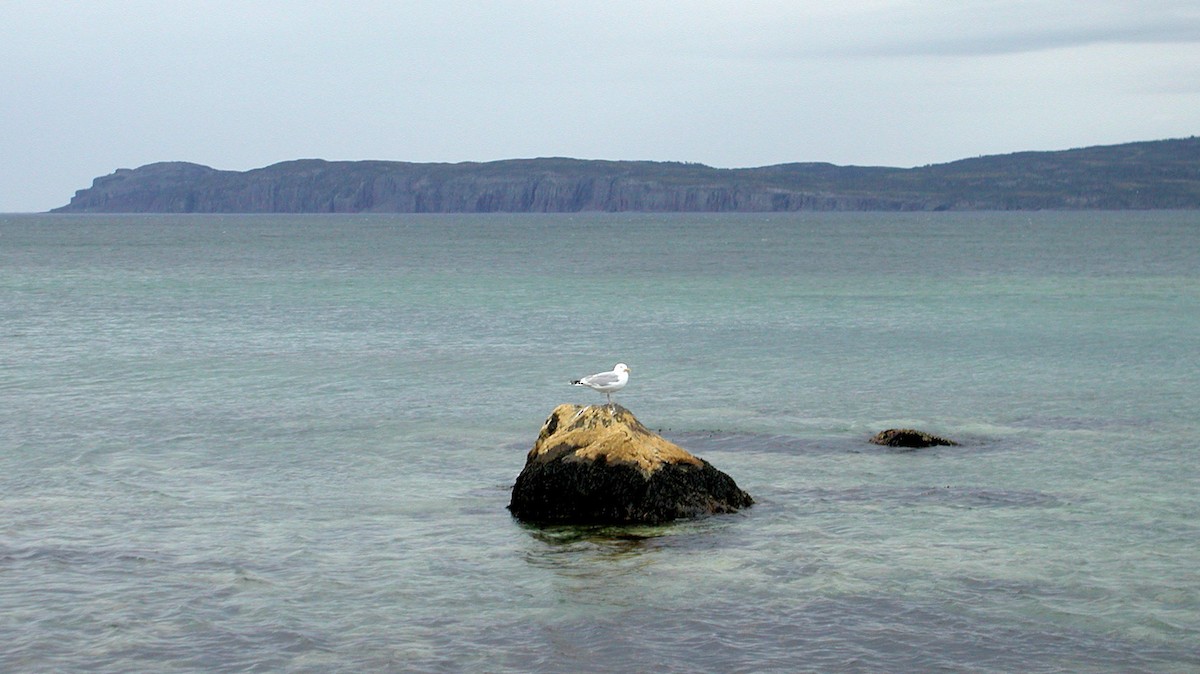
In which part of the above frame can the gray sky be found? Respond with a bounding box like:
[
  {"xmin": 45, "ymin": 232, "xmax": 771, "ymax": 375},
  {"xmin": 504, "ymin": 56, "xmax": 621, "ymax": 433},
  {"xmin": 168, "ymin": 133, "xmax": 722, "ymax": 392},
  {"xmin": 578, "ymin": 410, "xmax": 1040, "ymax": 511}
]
[{"xmin": 3, "ymin": 0, "xmax": 1199, "ymax": 212}]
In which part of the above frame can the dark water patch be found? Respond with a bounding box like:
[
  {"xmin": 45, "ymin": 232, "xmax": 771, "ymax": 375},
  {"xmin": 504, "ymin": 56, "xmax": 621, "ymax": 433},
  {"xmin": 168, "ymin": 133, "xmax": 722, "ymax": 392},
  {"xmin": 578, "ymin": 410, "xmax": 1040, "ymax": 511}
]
[
  {"xmin": 521, "ymin": 524, "xmax": 669, "ymax": 548},
  {"xmin": 668, "ymin": 428, "xmax": 1023, "ymax": 458},
  {"xmin": 520, "ymin": 528, "xmax": 667, "ymax": 572},
  {"xmin": 516, "ymin": 516, "xmax": 751, "ymax": 580},
  {"xmin": 1009, "ymin": 414, "xmax": 1155, "ymax": 432},
  {"xmin": 515, "ymin": 516, "xmax": 741, "ymax": 559},
  {"xmin": 789, "ymin": 485, "xmax": 1066, "ymax": 510},
  {"xmin": 667, "ymin": 430, "xmax": 837, "ymax": 455},
  {"xmin": 0, "ymin": 542, "xmax": 178, "ymax": 569}
]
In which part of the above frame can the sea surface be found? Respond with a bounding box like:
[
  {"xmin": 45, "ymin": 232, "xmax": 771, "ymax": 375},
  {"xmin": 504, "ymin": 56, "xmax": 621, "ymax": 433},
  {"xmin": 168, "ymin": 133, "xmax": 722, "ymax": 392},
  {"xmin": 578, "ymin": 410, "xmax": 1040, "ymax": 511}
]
[{"xmin": 2, "ymin": 212, "xmax": 1198, "ymax": 673}]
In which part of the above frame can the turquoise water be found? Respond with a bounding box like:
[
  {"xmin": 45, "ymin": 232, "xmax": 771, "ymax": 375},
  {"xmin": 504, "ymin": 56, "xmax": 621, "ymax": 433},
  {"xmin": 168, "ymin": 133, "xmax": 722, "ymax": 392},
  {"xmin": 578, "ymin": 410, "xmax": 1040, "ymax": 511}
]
[{"xmin": 2, "ymin": 212, "xmax": 1198, "ymax": 672}]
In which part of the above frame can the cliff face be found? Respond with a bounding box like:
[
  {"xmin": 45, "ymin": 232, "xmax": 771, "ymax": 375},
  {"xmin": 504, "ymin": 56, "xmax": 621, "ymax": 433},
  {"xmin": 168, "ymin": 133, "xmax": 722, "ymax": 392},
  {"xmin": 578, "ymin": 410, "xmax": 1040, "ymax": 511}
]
[
  {"xmin": 56, "ymin": 158, "xmax": 912, "ymax": 213},
  {"xmin": 52, "ymin": 137, "xmax": 1200, "ymax": 213}
]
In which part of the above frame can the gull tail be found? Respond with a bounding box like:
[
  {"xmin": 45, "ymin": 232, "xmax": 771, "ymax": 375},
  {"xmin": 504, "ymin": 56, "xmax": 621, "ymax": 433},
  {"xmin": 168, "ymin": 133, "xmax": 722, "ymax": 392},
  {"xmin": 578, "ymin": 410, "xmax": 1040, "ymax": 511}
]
[{"xmin": 569, "ymin": 379, "xmax": 582, "ymax": 386}]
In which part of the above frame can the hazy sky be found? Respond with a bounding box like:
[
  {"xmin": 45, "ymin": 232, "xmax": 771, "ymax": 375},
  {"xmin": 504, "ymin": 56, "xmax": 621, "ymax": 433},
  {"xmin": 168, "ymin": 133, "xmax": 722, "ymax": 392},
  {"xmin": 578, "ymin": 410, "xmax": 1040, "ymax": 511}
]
[{"xmin": 3, "ymin": 0, "xmax": 1199, "ymax": 211}]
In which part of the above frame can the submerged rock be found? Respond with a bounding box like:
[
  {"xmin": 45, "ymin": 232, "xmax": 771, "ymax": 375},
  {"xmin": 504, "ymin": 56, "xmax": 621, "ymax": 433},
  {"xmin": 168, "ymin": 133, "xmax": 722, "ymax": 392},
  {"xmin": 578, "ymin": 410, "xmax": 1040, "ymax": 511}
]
[
  {"xmin": 508, "ymin": 404, "xmax": 753, "ymax": 525},
  {"xmin": 869, "ymin": 428, "xmax": 959, "ymax": 449}
]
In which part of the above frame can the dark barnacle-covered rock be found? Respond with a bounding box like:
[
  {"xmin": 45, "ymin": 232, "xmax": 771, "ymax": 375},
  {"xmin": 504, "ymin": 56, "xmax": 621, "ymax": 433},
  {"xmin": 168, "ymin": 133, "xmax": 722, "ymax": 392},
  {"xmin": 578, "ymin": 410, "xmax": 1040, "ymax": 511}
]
[
  {"xmin": 869, "ymin": 428, "xmax": 959, "ymax": 449},
  {"xmin": 508, "ymin": 404, "xmax": 753, "ymax": 525}
]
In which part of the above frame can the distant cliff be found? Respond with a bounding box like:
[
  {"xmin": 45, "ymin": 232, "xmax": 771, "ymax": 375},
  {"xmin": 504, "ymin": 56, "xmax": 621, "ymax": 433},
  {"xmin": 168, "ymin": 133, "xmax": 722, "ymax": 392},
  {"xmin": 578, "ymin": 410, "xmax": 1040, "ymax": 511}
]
[{"xmin": 53, "ymin": 137, "xmax": 1200, "ymax": 213}]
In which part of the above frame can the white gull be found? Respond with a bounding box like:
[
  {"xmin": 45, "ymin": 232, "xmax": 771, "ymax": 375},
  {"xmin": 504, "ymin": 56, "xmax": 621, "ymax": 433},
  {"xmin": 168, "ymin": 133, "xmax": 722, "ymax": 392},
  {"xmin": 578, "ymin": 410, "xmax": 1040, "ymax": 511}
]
[{"xmin": 570, "ymin": 363, "xmax": 631, "ymax": 405}]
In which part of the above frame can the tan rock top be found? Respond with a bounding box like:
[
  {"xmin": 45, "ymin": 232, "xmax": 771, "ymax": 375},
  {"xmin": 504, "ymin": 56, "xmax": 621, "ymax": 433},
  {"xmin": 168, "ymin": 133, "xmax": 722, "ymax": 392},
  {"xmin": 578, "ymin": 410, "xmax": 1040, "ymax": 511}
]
[{"xmin": 529, "ymin": 404, "xmax": 703, "ymax": 475}]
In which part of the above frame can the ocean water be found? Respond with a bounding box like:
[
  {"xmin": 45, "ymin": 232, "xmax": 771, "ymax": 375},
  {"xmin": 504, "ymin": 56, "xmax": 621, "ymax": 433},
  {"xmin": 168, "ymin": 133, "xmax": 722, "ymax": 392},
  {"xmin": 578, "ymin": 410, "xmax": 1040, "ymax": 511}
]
[{"xmin": 1, "ymin": 211, "xmax": 1197, "ymax": 673}]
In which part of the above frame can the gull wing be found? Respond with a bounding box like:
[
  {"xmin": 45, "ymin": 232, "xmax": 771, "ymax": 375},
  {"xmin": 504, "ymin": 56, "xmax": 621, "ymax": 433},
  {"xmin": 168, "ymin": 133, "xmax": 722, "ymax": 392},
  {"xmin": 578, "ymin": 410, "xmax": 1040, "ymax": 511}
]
[{"xmin": 581, "ymin": 371, "xmax": 620, "ymax": 387}]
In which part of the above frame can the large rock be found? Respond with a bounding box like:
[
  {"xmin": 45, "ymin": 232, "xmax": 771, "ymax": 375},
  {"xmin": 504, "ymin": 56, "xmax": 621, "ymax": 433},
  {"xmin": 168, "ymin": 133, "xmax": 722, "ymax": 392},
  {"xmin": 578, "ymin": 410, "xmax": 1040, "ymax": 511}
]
[
  {"xmin": 508, "ymin": 404, "xmax": 753, "ymax": 525},
  {"xmin": 869, "ymin": 428, "xmax": 959, "ymax": 449}
]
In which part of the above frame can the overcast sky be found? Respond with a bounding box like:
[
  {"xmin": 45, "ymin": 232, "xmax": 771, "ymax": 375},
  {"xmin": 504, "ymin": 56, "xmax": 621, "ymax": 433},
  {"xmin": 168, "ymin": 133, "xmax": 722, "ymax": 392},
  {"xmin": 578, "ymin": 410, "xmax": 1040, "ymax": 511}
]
[{"xmin": 3, "ymin": 0, "xmax": 1199, "ymax": 212}]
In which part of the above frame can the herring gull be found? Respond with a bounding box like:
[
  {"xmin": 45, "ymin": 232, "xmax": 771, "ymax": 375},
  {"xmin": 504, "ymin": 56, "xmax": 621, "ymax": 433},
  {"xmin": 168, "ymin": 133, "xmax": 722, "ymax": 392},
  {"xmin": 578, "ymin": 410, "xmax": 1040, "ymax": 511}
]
[{"xmin": 570, "ymin": 363, "xmax": 631, "ymax": 405}]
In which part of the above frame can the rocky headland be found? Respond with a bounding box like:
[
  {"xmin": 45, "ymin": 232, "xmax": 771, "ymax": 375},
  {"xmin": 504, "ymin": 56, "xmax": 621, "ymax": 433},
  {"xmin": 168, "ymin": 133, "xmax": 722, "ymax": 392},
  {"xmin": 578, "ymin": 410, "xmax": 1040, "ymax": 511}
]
[{"xmin": 52, "ymin": 137, "xmax": 1200, "ymax": 213}]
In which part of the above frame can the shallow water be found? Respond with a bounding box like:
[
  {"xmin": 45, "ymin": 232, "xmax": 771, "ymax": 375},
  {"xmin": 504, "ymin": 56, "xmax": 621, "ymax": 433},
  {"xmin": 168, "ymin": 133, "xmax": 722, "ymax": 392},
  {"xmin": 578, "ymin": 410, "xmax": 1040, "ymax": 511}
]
[{"xmin": 2, "ymin": 212, "xmax": 1198, "ymax": 672}]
